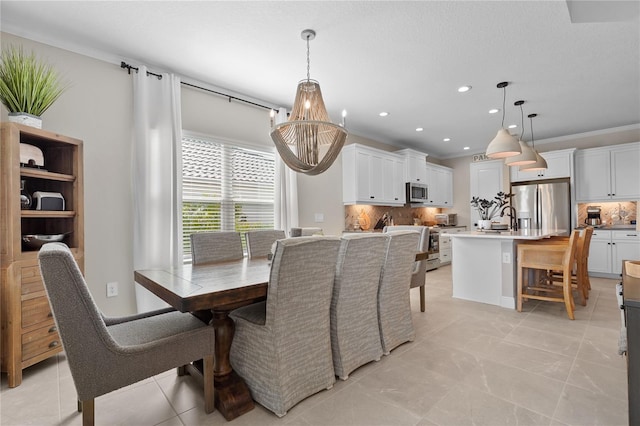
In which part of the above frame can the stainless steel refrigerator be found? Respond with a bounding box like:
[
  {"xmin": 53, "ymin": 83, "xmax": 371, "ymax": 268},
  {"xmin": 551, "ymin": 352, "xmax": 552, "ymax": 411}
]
[{"xmin": 511, "ymin": 178, "xmax": 571, "ymax": 234}]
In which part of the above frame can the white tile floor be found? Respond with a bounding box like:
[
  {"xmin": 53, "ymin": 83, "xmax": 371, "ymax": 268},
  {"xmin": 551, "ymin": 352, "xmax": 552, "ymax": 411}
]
[{"xmin": 1, "ymin": 265, "xmax": 628, "ymax": 425}]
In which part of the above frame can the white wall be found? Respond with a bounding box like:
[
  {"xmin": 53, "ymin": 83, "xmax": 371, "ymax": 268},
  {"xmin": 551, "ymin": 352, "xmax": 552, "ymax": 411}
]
[{"xmin": 1, "ymin": 32, "xmax": 391, "ymax": 315}]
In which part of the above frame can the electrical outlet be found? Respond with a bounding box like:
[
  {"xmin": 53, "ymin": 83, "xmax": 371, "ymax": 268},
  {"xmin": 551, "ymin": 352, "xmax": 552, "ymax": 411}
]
[
  {"xmin": 314, "ymin": 213, "xmax": 324, "ymax": 223},
  {"xmin": 106, "ymin": 282, "xmax": 118, "ymax": 298},
  {"xmin": 502, "ymin": 253, "xmax": 511, "ymax": 264}
]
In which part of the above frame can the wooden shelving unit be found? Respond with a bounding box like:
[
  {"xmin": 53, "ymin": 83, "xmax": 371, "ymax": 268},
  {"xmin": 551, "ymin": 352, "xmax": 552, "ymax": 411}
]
[{"xmin": 1, "ymin": 122, "xmax": 84, "ymax": 387}]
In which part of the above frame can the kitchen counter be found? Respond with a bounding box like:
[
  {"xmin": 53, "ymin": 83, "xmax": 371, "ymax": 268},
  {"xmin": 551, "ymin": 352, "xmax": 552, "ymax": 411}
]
[
  {"xmin": 449, "ymin": 229, "xmax": 565, "ymax": 309},
  {"xmin": 450, "ymin": 229, "xmax": 566, "ymax": 240}
]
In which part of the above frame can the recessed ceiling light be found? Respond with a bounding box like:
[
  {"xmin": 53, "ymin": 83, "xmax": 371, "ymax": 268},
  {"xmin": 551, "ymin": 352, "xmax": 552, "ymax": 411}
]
[
  {"xmin": 458, "ymin": 85, "xmax": 472, "ymax": 93},
  {"xmin": 416, "ymin": 127, "xmax": 424, "ymax": 132},
  {"xmin": 379, "ymin": 112, "xmax": 389, "ymax": 117},
  {"xmin": 508, "ymin": 124, "xmax": 518, "ymax": 129},
  {"xmin": 443, "ymin": 138, "xmax": 451, "ymax": 142},
  {"xmin": 489, "ymin": 109, "xmax": 499, "ymax": 114},
  {"xmin": 463, "ymin": 146, "xmax": 470, "ymax": 150}
]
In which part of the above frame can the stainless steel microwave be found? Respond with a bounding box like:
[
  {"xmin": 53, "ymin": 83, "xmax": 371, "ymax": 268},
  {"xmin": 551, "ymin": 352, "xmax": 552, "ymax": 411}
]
[{"xmin": 406, "ymin": 182, "xmax": 428, "ymax": 203}]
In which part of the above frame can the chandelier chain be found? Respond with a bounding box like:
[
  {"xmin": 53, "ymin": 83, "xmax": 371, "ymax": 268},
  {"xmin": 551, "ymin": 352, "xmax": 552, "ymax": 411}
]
[{"xmin": 306, "ymin": 34, "xmax": 311, "ymax": 82}]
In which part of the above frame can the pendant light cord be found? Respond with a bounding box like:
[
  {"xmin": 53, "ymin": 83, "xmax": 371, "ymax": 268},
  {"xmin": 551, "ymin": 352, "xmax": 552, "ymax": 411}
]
[
  {"xmin": 501, "ymin": 86, "xmax": 506, "ymax": 128},
  {"xmin": 520, "ymin": 104, "xmax": 525, "ymax": 141},
  {"xmin": 530, "ymin": 116, "xmax": 536, "ymax": 148}
]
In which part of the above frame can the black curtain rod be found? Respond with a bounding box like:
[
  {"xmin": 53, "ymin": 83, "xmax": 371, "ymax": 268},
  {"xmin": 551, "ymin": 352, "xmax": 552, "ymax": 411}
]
[
  {"xmin": 120, "ymin": 61, "xmax": 277, "ymax": 113},
  {"xmin": 120, "ymin": 61, "xmax": 162, "ymax": 79}
]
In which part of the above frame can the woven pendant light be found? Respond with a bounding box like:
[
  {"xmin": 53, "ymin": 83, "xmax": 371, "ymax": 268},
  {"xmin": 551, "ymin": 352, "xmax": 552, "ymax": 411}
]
[{"xmin": 270, "ymin": 29, "xmax": 347, "ymax": 175}]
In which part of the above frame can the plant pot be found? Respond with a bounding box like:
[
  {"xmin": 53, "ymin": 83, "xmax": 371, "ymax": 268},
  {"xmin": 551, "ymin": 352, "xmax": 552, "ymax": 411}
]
[
  {"xmin": 8, "ymin": 112, "xmax": 42, "ymax": 129},
  {"xmin": 478, "ymin": 219, "xmax": 492, "ymax": 230}
]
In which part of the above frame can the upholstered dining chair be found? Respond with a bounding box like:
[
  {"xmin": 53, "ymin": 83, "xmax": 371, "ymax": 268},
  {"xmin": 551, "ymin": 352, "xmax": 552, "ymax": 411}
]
[
  {"xmin": 245, "ymin": 229, "xmax": 286, "ymax": 259},
  {"xmin": 516, "ymin": 230, "xmax": 580, "ymax": 319},
  {"xmin": 290, "ymin": 227, "xmax": 323, "ymax": 237},
  {"xmin": 229, "ymin": 236, "xmax": 341, "ymax": 417},
  {"xmin": 37, "ymin": 243, "xmax": 215, "ymax": 426},
  {"xmin": 377, "ymin": 230, "xmax": 421, "ymax": 354},
  {"xmin": 331, "ymin": 233, "xmax": 387, "ymax": 380},
  {"xmin": 190, "ymin": 231, "xmax": 243, "ymax": 264},
  {"xmin": 383, "ymin": 225, "xmax": 430, "ymax": 312}
]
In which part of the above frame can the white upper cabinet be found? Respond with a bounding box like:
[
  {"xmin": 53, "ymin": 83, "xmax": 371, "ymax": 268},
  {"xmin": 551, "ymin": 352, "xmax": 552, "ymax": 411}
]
[
  {"xmin": 342, "ymin": 144, "xmax": 404, "ymax": 206},
  {"xmin": 397, "ymin": 149, "xmax": 427, "ymax": 183},
  {"xmin": 425, "ymin": 164, "xmax": 453, "ymax": 207},
  {"xmin": 575, "ymin": 142, "xmax": 640, "ymax": 202},
  {"xmin": 397, "ymin": 149, "xmax": 453, "ymax": 208},
  {"xmin": 510, "ymin": 149, "xmax": 575, "ymax": 182}
]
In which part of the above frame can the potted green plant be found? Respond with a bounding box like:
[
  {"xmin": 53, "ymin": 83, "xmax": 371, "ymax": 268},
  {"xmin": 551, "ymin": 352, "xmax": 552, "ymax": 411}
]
[
  {"xmin": 470, "ymin": 191, "xmax": 512, "ymax": 230},
  {"xmin": 0, "ymin": 45, "xmax": 67, "ymax": 129}
]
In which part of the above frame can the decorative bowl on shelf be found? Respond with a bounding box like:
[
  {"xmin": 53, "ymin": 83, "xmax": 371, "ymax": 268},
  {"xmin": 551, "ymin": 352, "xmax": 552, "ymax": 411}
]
[
  {"xmin": 22, "ymin": 233, "xmax": 69, "ymax": 250},
  {"xmin": 491, "ymin": 224, "xmax": 509, "ymax": 231}
]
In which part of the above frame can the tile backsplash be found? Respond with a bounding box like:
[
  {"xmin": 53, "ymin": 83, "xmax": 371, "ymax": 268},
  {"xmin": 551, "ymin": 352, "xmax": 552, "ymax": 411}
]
[
  {"xmin": 344, "ymin": 205, "xmax": 444, "ymax": 231},
  {"xmin": 577, "ymin": 201, "xmax": 637, "ymax": 226}
]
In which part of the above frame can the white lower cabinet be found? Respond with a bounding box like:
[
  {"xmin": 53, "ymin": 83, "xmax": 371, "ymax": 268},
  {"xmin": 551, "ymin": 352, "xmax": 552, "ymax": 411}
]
[
  {"xmin": 438, "ymin": 226, "xmax": 467, "ymax": 265},
  {"xmin": 589, "ymin": 229, "xmax": 640, "ymax": 276}
]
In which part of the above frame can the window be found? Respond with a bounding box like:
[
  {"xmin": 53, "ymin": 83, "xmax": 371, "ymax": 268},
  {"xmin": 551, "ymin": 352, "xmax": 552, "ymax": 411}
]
[{"xmin": 182, "ymin": 135, "xmax": 275, "ymax": 261}]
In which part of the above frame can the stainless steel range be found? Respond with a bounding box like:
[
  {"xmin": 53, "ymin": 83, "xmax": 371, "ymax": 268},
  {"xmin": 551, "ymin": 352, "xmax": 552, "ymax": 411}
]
[{"xmin": 426, "ymin": 227, "xmax": 440, "ymax": 271}]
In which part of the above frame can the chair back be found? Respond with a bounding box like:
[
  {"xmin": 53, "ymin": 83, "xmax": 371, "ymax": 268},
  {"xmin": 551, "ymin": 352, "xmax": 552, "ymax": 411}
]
[
  {"xmin": 563, "ymin": 230, "xmax": 580, "ymax": 273},
  {"xmin": 378, "ymin": 230, "xmax": 420, "ymax": 352},
  {"xmin": 265, "ymin": 237, "xmax": 341, "ymax": 336},
  {"xmin": 383, "ymin": 225, "xmax": 428, "ymax": 287},
  {"xmin": 190, "ymin": 231, "xmax": 243, "ymax": 264},
  {"xmin": 290, "ymin": 227, "xmax": 323, "ymax": 237},
  {"xmin": 331, "ymin": 233, "xmax": 387, "ymax": 377},
  {"xmin": 37, "ymin": 243, "xmax": 114, "ymax": 397},
  {"xmin": 245, "ymin": 229, "xmax": 286, "ymax": 259}
]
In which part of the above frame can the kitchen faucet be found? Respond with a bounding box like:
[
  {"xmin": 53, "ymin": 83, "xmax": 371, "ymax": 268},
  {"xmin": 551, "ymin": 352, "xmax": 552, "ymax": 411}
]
[{"xmin": 500, "ymin": 205, "xmax": 518, "ymax": 231}]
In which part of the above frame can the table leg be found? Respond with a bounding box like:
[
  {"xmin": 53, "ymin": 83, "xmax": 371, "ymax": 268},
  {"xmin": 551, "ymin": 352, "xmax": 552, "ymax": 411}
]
[{"xmin": 210, "ymin": 309, "xmax": 255, "ymax": 420}]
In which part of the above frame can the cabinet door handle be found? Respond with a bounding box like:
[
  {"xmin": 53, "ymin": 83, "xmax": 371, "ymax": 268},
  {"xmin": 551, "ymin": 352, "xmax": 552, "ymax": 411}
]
[
  {"xmin": 627, "ymin": 234, "xmax": 638, "ymax": 237},
  {"xmin": 48, "ymin": 326, "xmax": 57, "ymax": 333},
  {"xmin": 370, "ymin": 196, "xmax": 375, "ymax": 199},
  {"xmin": 49, "ymin": 341, "xmax": 60, "ymax": 348}
]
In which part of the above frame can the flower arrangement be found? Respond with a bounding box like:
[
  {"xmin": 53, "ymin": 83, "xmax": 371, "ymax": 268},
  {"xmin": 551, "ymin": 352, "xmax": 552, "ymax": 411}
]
[{"xmin": 470, "ymin": 191, "xmax": 512, "ymax": 220}]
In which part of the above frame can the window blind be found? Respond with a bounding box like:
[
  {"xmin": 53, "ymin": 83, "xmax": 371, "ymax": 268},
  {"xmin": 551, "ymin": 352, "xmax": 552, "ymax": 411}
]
[{"xmin": 182, "ymin": 136, "xmax": 275, "ymax": 260}]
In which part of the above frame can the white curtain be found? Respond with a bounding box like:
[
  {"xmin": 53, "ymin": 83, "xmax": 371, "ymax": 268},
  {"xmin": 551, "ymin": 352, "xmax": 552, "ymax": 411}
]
[
  {"xmin": 132, "ymin": 66, "xmax": 183, "ymax": 312},
  {"xmin": 273, "ymin": 107, "xmax": 299, "ymax": 235}
]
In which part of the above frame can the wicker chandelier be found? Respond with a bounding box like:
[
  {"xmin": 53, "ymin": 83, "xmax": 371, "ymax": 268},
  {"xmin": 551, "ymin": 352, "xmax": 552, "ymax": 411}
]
[{"xmin": 270, "ymin": 29, "xmax": 347, "ymax": 175}]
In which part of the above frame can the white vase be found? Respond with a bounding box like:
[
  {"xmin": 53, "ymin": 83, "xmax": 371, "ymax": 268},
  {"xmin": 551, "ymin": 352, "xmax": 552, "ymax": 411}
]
[
  {"xmin": 8, "ymin": 112, "xmax": 42, "ymax": 129},
  {"xmin": 479, "ymin": 219, "xmax": 492, "ymax": 230}
]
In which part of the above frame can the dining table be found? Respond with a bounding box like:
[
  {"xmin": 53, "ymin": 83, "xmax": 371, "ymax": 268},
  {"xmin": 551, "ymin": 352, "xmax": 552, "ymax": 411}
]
[
  {"xmin": 134, "ymin": 250, "xmax": 427, "ymax": 421},
  {"xmin": 134, "ymin": 257, "xmax": 270, "ymax": 421}
]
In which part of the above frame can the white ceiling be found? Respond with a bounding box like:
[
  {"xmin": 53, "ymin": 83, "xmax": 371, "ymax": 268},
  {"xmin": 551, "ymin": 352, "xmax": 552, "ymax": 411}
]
[{"xmin": 1, "ymin": 1, "xmax": 639, "ymax": 158}]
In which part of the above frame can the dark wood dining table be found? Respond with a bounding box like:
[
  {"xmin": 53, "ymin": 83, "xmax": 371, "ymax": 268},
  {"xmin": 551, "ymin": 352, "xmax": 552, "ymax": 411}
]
[
  {"xmin": 134, "ymin": 250, "xmax": 426, "ymax": 421},
  {"xmin": 134, "ymin": 257, "xmax": 271, "ymax": 421}
]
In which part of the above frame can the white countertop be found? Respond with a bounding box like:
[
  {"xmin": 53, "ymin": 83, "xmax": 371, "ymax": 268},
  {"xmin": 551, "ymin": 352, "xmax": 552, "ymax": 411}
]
[{"xmin": 449, "ymin": 229, "xmax": 566, "ymax": 240}]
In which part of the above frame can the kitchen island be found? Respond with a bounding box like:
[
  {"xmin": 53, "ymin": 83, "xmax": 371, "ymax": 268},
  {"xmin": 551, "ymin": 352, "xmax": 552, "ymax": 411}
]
[{"xmin": 449, "ymin": 229, "xmax": 566, "ymax": 309}]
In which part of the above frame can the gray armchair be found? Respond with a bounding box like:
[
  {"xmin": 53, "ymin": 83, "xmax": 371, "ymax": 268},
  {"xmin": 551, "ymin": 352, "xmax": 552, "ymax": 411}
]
[
  {"xmin": 229, "ymin": 237, "xmax": 341, "ymax": 417},
  {"xmin": 331, "ymin": 234, "xmax": 387, "ymax": 380},
  {"xmin": 377, "ymin": 230, "xmax": 420, "ymax": 354},
  {"xmin": 384, "ymin": 225, "xmax": 429, "ymax": 311},
  {"xmin": 190, "ymin": 231, "xmax": 243, "ymax": 264},
  {"xmin": 37, "ymin": 243, "xmax": 215, "ymax": 425},
  {"xmin": 245, "ymin": 229, "xmax": 286, "ymax": 258}
]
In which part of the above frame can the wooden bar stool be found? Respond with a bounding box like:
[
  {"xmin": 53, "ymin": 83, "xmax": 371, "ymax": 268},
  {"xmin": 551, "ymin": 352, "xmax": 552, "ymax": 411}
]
[{"xmin": 516, "ymin": 230, "xmax": 580, "ymax": 319}]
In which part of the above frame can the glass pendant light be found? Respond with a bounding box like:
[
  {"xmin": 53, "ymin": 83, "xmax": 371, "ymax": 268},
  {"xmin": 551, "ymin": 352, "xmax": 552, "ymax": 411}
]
[
  {"xmin": 519, "ymin": 113, "xmax": 548, "ymax": 171},
  {"xmin": 486, "ymin": 82, "xmax": 521, "ymax": 159},
  {"xmin": 505, "ymin": 100, "xmax": 537, "ymax": 166}
]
